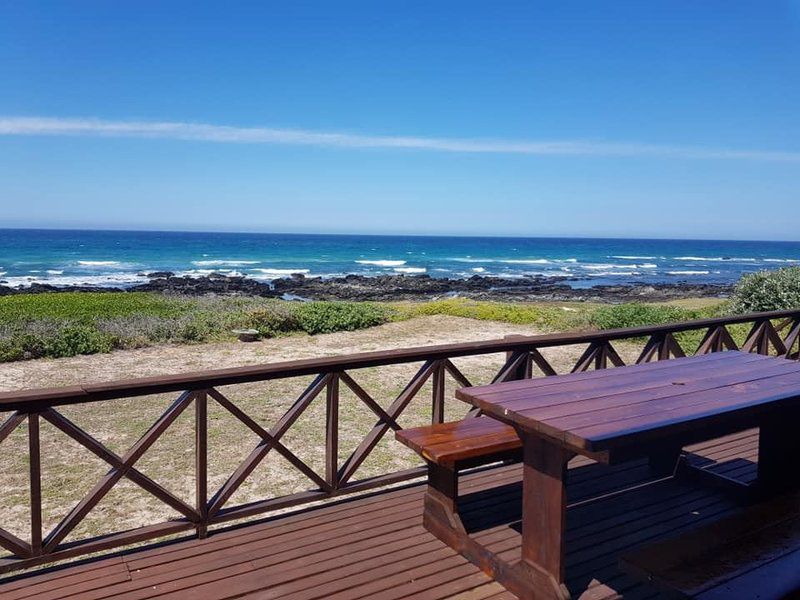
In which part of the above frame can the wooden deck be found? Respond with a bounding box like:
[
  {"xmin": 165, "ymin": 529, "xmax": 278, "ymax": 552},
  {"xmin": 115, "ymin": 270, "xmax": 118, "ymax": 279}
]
[{"xmin": 0, "ymin": 430, "xmax": 759, "ymax": 600}]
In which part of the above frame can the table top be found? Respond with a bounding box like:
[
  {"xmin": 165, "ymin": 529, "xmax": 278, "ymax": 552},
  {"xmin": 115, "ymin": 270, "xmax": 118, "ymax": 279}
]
[{"xmin": 454, "ymin": 351, "xmax": 800, "ymax": 454}]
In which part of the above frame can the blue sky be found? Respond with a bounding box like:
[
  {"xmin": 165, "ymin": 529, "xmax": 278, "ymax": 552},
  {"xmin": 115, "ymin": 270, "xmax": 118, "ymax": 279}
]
[{"xmin": 1, "ymin": 1, "xmax": 799, "ymax": 239}]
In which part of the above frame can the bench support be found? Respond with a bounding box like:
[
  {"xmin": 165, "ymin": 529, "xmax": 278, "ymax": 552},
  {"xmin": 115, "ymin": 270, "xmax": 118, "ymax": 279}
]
[{"xmin": 422, "ymin": 462, "xmax": 465, "ymax": 533}]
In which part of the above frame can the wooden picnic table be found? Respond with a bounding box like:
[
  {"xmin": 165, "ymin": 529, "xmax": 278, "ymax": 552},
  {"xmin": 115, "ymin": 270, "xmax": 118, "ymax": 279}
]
[{"xmin": 453, "ymin": 351, "xmax": 800, "ymax": 600}]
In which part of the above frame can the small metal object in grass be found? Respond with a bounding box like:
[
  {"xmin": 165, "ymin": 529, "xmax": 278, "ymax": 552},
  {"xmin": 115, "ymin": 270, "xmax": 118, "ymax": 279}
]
[{"xmin": 232, "ymin": 328, "xmax": 260, "ymax": 342}]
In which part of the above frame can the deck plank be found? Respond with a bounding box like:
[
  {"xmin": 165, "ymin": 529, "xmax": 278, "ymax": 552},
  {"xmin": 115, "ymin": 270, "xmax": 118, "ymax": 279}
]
[{"xmin": 0, "ymin": 433, "xmax": 763, "ymax": 599}]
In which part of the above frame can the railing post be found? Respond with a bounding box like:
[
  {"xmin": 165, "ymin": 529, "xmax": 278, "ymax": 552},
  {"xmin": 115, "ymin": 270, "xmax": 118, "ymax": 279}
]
[
  {"xmin": 28, "ymin": 412, "xmax": 42, "ymax": 556},
  {"xmin": 504, "ymin": 335, "xmax": 531, "ymax": 380},
  {"xmin": 195, "ymin": 391, "xmax": 208, "ymax": 538},
  {"xmin": 432, "ymin": 361, "xmax": 446, "ymax": 424},
  {"xmin": 326, "ymin": 374, "xmax": 340, "ymax": 490}
]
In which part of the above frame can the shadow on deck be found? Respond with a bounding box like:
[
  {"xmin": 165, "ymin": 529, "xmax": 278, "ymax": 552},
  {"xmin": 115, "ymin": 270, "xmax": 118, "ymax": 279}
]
[{"xmin": 0, "ymin": 431, "xmax": 759, "ymax": 600}]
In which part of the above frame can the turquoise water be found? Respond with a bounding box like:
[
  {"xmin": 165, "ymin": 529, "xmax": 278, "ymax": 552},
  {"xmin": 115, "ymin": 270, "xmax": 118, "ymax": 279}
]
[{"xmin": 1, "ymin": 229, "xmax": 799, "ymax": 289}]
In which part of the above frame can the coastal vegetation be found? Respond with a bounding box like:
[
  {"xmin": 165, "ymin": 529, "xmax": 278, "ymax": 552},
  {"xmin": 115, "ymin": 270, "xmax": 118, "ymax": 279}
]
[
  {"xmin": 0, "ymin": 293, "xmax": 392, "ymax": 362},
  {"xmin": 728, "ymin": 266, "xmax": 800, "ymax": 314},
  {"xmin": 0, "ymin": 290, "xmax": 725, "ymax": 363}
]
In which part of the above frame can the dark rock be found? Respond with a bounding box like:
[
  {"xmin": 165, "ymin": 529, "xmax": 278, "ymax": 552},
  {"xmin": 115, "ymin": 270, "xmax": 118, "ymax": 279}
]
[{"xmin": 0, "ymin": 273, "xmax": 732, "ymax": 303}]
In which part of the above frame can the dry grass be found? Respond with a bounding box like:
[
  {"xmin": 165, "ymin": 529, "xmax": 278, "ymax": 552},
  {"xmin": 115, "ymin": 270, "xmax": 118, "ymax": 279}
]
[{"xmin": 0, "ymin": 315, "xmax": 643, "ymax": 558}]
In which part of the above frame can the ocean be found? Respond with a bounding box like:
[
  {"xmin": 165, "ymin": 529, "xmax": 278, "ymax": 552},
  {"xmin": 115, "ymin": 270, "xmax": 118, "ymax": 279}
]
[{"xmin": 1, "ymin": 229, "xmax": 799, "ymax": 290}]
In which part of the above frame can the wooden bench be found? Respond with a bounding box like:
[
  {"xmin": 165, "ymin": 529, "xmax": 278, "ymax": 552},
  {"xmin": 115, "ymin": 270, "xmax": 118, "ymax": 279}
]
[
  {"xmin": 621, "ymin": 491, "xmax": 800, "ymax": 599},
  {"xmin": 396, "ymin": 417, "xmax": 522, "ymax": 532}
]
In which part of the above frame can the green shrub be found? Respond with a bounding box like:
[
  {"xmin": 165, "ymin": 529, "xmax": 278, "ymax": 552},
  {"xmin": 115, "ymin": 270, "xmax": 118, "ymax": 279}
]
[
  {"xmin": 44, "ymin": 325, "xmax": 113, "ymax": 358},
  {"xmin": 177, "ymin": 317, "xmax": 212, "ymax": 343},
  {"xmin": 728, "ymin": 267, "xmax": 800, "ymax": 314},
  {"xmin": 247, "ymin": 303, "xmax": 300, "ymax": 337},
  {"xmin": 590, "ymin": 303, "xmax": 698, "ymax": 330},
  {"xmin": 0, "ymin": 339, "xmax": 24, "ymax": 362},
  {"xmin": 295, "ymin": 302, "xmax": 388, "ymax": 335}
]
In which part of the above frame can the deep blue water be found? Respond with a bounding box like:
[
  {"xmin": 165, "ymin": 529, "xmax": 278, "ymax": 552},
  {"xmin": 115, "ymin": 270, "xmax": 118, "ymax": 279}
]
[{"xmin": 1, "ymin": 229, "xmax": 799, "ymax": 289}]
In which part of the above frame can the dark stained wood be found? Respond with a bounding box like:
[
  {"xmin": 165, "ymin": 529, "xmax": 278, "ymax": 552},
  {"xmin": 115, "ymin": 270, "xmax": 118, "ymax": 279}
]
[
  {"xmin": 27, "ymin": 414, "xmax": 41, "ymax": 556},
  {"xmin": 206, "ymin": 379, "xmax": 330, "ymax": 515},
  {"xmin": 432, "ymin": 360, "xmax": 447, "ymax": 424},
  {"xmin": 41, "ymin": 409, "xmax": 199, "ymax": 522},
  {"xmin": 338, "ymin": 371, "xmax": 401, "ymax": 430},
  {"xmin": 0, "ymin": 412, "xmax": 24, "ymax": 445},
  {"xmin": 621, "ymin": 490, "xmax": 800, "ymax": 599},
  {"xmin": 519, "ymin": 434, "xmax": 572, "ymax": 599},
  {"xmin": 326, "ymin": 373, "xmax": 340, "ymax": 488},
  {"xmin": 452, "ymin": 352, "xmax": 800, "ymax": 599},
  {"xmin": 337, "ymin": 360, "xmax": 434, "ymax": 485},
  {"xmin": 42, "ymin": 391, "xmax": 195, "ymax": 554},
  {"xmin": 477, "ymin": 353, "xmax": 774, "ymax": 413},
  {"xmin": 0, "ymin": 433, "xmax": 761, "ymax": 600},
  {"xmin": 195, "ymin": 391, "xmax": 208, "ymax": 538},
  {"xmin": 396, "ymin": 417, "xmax": 520, "ymax": 466},
  {"xmin": 457, "ymin": 352, "xmax": 800, "ymax": 453},
  {"xmin": 757, "ymin": 407, "xmax": 800, "ymax": 496}
]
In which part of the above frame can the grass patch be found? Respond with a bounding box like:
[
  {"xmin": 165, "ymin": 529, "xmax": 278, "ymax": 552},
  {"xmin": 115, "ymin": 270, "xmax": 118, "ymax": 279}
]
[
  {"xmin": 0, "ymin": 293, "xmax": 390, "ymax": 362},
  {"xmin": 393, "ymin": 297, "xmax": 723, "ymax": 333},
  {"xmin": 392, "ymin": 298, "xmax": 595, "ymax": 330},
  {"xmin": 0, "ymin": 292, "xmax": 182, "ymax": 323}
]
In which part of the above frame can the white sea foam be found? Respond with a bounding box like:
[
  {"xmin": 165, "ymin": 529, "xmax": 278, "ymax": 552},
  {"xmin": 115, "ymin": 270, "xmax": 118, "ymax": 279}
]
[
  {"xmin": 588, "ymin": 271, "xmax": 642, "ymax": 276},
  {"xmin": 667, "ymin": 270, "xmax": 710, "ymax": 275},
  {"xmin": 250, "ymin": 268, "xmax": 311, "ymax": 279},
  {"xmin": 472, "ymin": 267, "xmax": 486, "ymax": 273},
  {"xmin": 252, "ymin": 268, "xmax": 310, "ymax": 275},
  {"xmin": 500, "ymin": 259, "xmax": 550, "ymax": 264},
  {"xmin": 639, "ymin": 263, "xmax": 658, "ymax": 269},
  {"xmin": 394, "ymin": 267, "xmax": 426, "ymax": 274},
  {"xmin": 764, "ymin": 258, "xmax": 799, "ymax": 263},
  {"xmin": 450, "ymin": 257, "xmax": 493, "ymax": 263},
  {"xmin": 611, "ymin": 255, "xmax": 656, "ymax": 259},
  {"xmin": 674, "ymin": 256, "xmax": 756, "ymax": 262},
  {"xmin": 674, "ymin": 256, "xmax": 722, "ymax": 261},
  {"xmin": 3, "ymin": 272, "xmax": 148, "ymax": 288},
  {"xmin": 0, "ymin": 271, "xmax": 6, "ymax": 277},
  {"xmin": 192, "ymin": 260, "xmax": 261, "ymax": 266},
  {"xmin": 78, "ymin": 260, "xmax": 122, "ymax": 267},
  {"xmin": 46, "ymin": 269, "xmax": 64, "ymax": 275},
  {"xmin": 583, "ymin": 263, "xmax": 639, "ymax": 270},
  {"xmin": 355, "ymin": 259, "xmax": 406, "ymax": 267}
]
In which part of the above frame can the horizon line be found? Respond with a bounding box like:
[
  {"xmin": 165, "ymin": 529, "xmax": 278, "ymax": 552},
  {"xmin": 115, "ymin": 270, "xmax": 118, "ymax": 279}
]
[
  {"xmin": 2, "ymin": 116, "xmax": 800, "ymax": 163},
  {"xmin": 1, "ymin": 225, "xmax": 798, "ymax": 245}
]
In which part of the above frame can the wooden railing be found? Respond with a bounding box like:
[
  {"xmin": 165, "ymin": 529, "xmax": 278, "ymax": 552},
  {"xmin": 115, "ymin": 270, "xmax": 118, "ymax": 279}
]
[{"xmin": 0, "ymin": 308, "xmax": 799, "ymax": 574}]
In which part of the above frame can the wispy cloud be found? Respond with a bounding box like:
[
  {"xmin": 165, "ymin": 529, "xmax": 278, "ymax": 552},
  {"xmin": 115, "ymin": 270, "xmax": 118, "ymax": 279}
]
[{"xmin": 1, "ymin": 116, "xmax": 799, "ymax": 163}]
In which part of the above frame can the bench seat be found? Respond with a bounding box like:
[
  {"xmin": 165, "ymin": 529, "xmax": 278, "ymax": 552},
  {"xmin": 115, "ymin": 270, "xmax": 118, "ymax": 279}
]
[
  {"xmin": 396, "ymin": 416, "xmax": 521, "ymax": 467},
  {"xmin": 621, "ymin": 491, "xmax": 800, "ymax": 599},
  {"xmin": 396, "ymin": 417, "xmax": 523, "ymax": 537}
]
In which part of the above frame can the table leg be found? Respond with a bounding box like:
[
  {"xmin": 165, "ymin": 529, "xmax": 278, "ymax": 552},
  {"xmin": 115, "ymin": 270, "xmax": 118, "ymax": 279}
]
[
  {"xmin": 519, "ymin": 433, "xmax": 573, "ymax": 600},
  {"xmin": 758, "ymin": 409, "xmax": 800, "ymax": 496}
]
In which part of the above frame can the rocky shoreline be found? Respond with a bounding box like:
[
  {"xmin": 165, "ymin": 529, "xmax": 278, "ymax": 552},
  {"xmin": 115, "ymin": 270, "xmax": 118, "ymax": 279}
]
[{"xmin": 0, "ymin": 272, "xmax": 731, "ymax": 303}]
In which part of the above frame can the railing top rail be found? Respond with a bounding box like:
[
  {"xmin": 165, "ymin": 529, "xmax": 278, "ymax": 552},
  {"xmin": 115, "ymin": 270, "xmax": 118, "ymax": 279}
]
[{"xmin": 1, "ymin": 308, "xmax": 798, "ymax": 411}]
